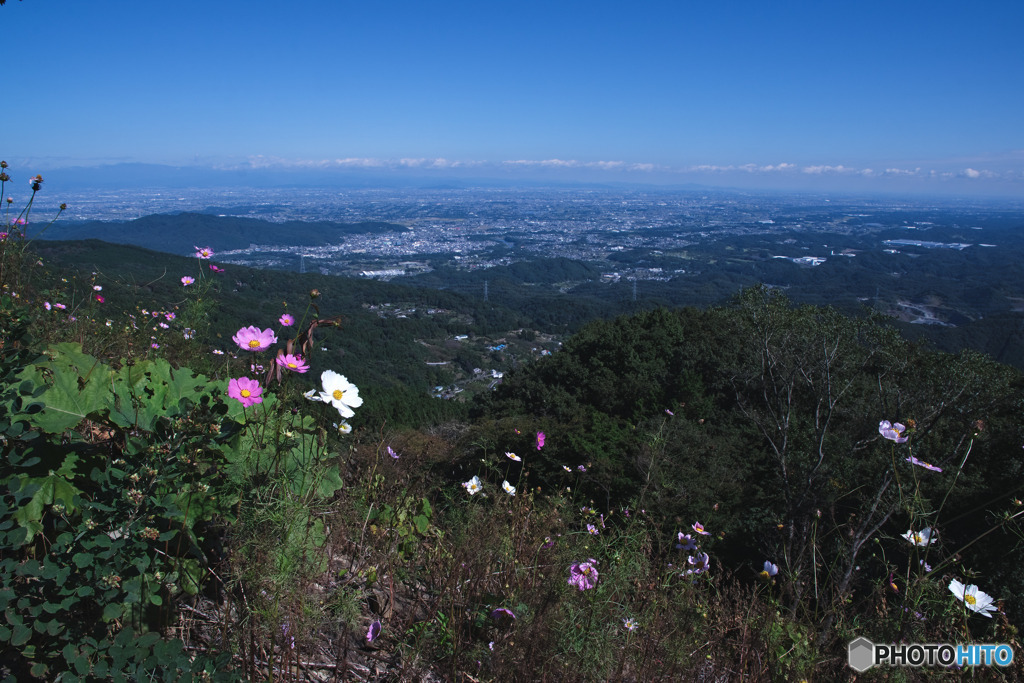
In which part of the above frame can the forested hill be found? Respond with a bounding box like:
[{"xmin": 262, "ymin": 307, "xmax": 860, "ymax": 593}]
[{"xmin": 35, "ymin": 212, "xmax": 404, "ymax": 255}]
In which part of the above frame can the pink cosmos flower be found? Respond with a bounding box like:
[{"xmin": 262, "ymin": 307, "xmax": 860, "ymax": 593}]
[
  {"xmin": 165, "ymin": 312, "xmax": 176, "ymax": 320},
  {"xmin": 54, "ymin": 303, "xmax": 66, "ymax": 309},
  {"xmin": 0, "ymin": 232, "xmax": 8, "ymax": 240},
  {"xmin": 275, "ymin": 353, "xmax": 310, "ymax": 373},
  {"xmin": 228, "ymin": 376, "xmax": 263, "ymax": 407},
  {"xmin": 158, "ymin": 322, "xmax": 169, "ymax": 329},
  {"xmin": 906, "ymin": 455, "xmax": 943, "ymax": 472},
  {"xmin": 93, "ymin": 285, "xmax": 102, "ymax": 291},
  {"xmin": 568, "ymin": 560, "xmax": 599, "ymax": 590},
  {"xmin": 233, "ymin": 325, "xmax": 277, "ymax": 352},
  {"xmin": 587, "ymin": 524, "xmax": 599, "ymax": 535},
  {"xmin": 44, "ymin": 301, "xmax": 51, "ymax": 310},
  {"xmin": 194, "ymin": 246, "xmax": 214, "ymax": 259},
  {"xmin": 536, "ymin": 431, "xmax": 545, "ymax": 450},
  {"xmin": 879, "ymin": 420, "xmax": 908, "ymax": 443},
  {"xmin": 693, "ymin": 521, "xmax": 710, "ymax": 536},
  {"xmin": 686, "ymin": 552, "xmax": 711, "ymax": 575},
  {"xmin": 150, "ymin": 343, "xmax": 159, "ymax": 349},
  {"xmin": 676, "ymin": 533, "xmax": 697, "ymax": 552},
  {"xmin": 209, "ymin": 264, "xmax": 224, "ymax": 273},
  {"xmin": 95, "ymin": 294, "xmax": 105, "ymax": 303},
  {"xmin": 279, "ymin": 313, "xmax": 295, "ymax": 326},
  {"xmin": 181, "ymin": 276, "xmax": 195, "ymax": 286}
]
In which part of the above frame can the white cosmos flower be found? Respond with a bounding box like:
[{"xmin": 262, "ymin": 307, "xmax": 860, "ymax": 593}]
[
  {"xmin": 318, "ymin": 370, "xmax": 363, "ymax": 417},
  {"xmin": 503, "ymin": 480, "xmax": 516, "ymax": 496},
  {"xmin": 333, "ymin": 421, "xmax": 352, "ymax": 434},
  {"xmin": 463, "ymin": 476, "xmax": 483, "ymax": 495},
  {"xmin": 505, "ymin": 451, "xmax": 521, "ymax": 462},
  {"xmin": 948, "ymin": 579, "xmax": 998, "ymax": 617},
  {"xmin": 902, "ymin": 527, "xmax": 937, "ymax": 547}
]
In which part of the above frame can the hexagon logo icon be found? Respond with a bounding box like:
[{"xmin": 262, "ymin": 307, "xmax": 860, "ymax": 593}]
[{"xmin": 848, "ymin": 637, "xmax": 875, "ymax": 672}]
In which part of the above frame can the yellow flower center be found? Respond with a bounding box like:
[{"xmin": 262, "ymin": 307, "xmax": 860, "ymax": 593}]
[
  {"xmin": 332, "ymin": 389, "xmax": 344, "ymax": 401},
  {"xmin": 582, "ymin": 567, "xmax": 591, "ymax": 575},
  {"xmin": 288, "ymin": 362, "xmax": 297, "ymax": 368},
  {"xmin": 760, "ymin": 571, "xmax": 770, "ymax": 579},
  {"xmin": 240, "ymin": 389, "xmax": 251, "ymax": 398},
  {"xmin": 248, "ymin": 339, "xmax": 261, "ymax": 349},
  {"xmin": 966, "ymin": 594, "xmax": 977, "ymax": 605},
  {"xmin": 913, "ymin": 534, "xmax": 923, "ymax": 544}
]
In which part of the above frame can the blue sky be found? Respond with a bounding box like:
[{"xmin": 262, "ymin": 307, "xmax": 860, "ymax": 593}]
[{"xmin": 5, "ymin": 0, "xmax": 1024, "ymax": 195}]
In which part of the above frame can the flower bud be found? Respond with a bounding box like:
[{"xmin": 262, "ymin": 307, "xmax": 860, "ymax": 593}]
[{"xmin": 310, "ymin": 288, "xmax": 321, "ymax": 299}]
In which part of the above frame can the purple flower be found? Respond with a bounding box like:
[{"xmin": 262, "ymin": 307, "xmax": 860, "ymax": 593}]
[
  {"xmin": 879, "ymin": 420, "xmax": 908, "ymax": 443},
  {"xmin": 233, "ymin": 325, "xmax": 277, "ymax": 352},
  {"xmin": 905, "ymin": 455, "xmax": 943, "ymax": 472},
  {"xmin": 568, "ymin": 559, "xmax": 599, "ymax": 590},
  {"xmin": 587, "ymin": 524, "xmax": 599, "ymax": 536},
  {"xmin": 490, "ymin": 608, "xmax": 516, "ymax": 623},
  {"xmin": 676, "ymin": 533, "xmax": 697, "ymax": 552},
  {"xmin": 686, "ymin": 552, "xmax": 710, "ymax": 575},
  {"xmin": 366, "ymin": 620, "xmax": 382, "ymax": 642},
  {"xmin": 387, "ymin": 446, "xmax": 399, "ymax": 459},
  {"xmin": 760, "ymin": 561, "xmax": 779, "ymax": 579},
  {"xmin": 692, "ymin": 521, "xmax": 710, "ymax": 536},
  {"xmin": 665, "ymin": 409, "xmax": 674, "ymax": 416},
  {"xmin": 536, "ymin": 431, "xmax": 545, "ymax": 450}
]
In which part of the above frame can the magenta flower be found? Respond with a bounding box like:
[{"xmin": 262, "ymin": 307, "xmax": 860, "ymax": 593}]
[
  {"xmin": 209, "ymin": 264, "xmax": 225, "ymax": 273},
  {"xmin": 366, "ymin": 620, "xmax": 382, "ymax": 642},
  {"xmin": 194, "ymin": 246, "xmax": 214, "ymax": 259},
  {"xmin": 879, "ymin": 420, "xmax": 908, "ymax": 443},
  {"xmin": 165, "ymin": 312, "xmax": 176, "ymax": 320},
  {"xmin": 279, "ymin": 313, "xmax": 295, "ymax": 326},
  {"xmin": 567, "ymin": 559, "xmax": 599, "ymax": 590},
  {"xmin": 43, "ymin": 301, "xmax": 51, "ymax": 310},
  {"xmin": 692, "ymin": 521, "xmax": 710, "ymax": 536},
  {"xmin": 275, "ymin": 353, "xmax": 310, "ymax": 373},
  {"xmin": 228, "ymin": 377, "xmax": 263, "ymax": 407},
  {"xmin": 95, "ymin": 294, "xmax": 105, "ymax": 303},
  {"xmin": 906, "ymin": 455, "xmax": 943, "ymax": 472},
  {"xmin": 536, "ymin": 431, "xmax": 545, "ymax": 450},
  {"xmin": 233, "ymin": 325, "xmax": 277, "ymax": 352},
  {"xmin": 181, "ymin": 276, "xmax": 195, "ymax": 286}
]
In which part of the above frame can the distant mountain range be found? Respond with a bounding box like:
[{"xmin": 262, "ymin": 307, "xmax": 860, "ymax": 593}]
[{"xmin": 36, "ymin": 212, "xmax": 404, "ymax": 256}]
